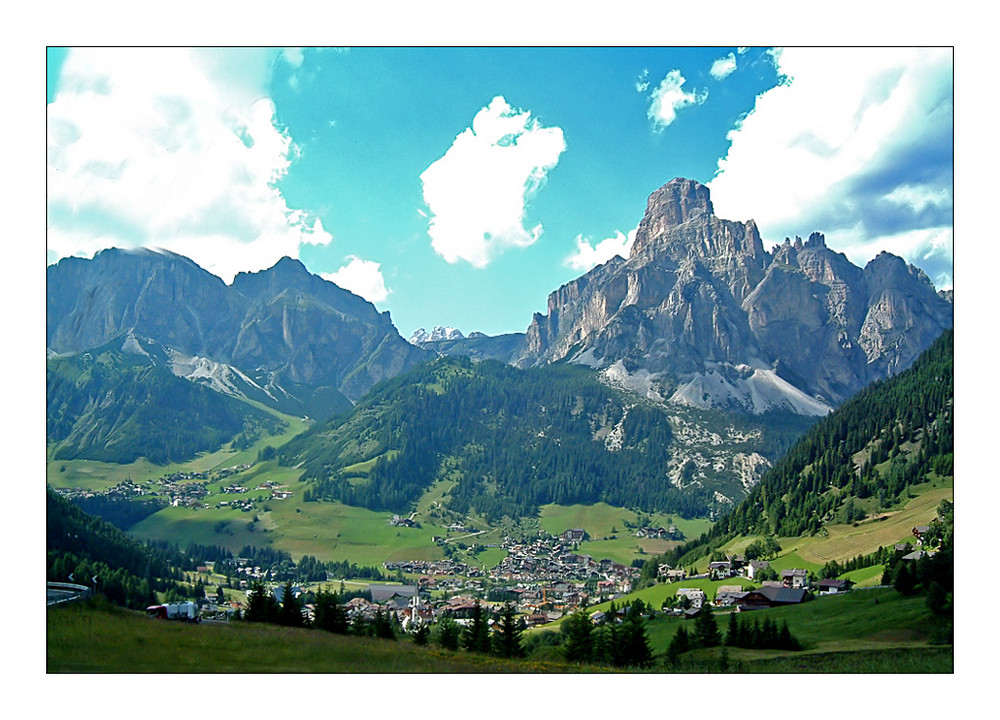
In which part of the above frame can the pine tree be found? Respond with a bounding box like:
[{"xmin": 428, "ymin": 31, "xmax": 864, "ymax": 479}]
[
  {"xmin": 278, "ymin": 580, "xmax": 303, "ymax": 627},
  {"xmin": 437, "ymin": 616, "xmax": 461, "ymax": 651},
  {"xmin": 666, "ymin": 625, "xmax": 690, "ymax": 667},
  {"xmin": 491, "ymin": 602, "xmax": 525, "ymax": 658},
  {"xmin": 725, "ymin": 611, "xmax": 740, "ymax": 646},
  {"xmin": 412, "ymin": 621, "xmax": 430, "ymax": 646},
  {"xmin": 618, "ymin": 604, "xmax": 653, "ymax": 667},
  {"xmin": 693, "ymin": 607, "xmax": 721, "ymax": 648},
  {"xmin": 560, "ymin": 609, "xmax": 594, "ymax": 663},
  {"xmin": 462, "ymin": 600, "xmax": 491, "ymax": 653}
]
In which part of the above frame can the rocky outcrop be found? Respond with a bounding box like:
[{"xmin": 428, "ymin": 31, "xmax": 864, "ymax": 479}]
[
  {"xmin": 47, "ymin": 250, "xmax": 430, "ymax": 407},
  {"xmin": 516, "ymin": 178, "xmax": 953, "ymax": 413}
]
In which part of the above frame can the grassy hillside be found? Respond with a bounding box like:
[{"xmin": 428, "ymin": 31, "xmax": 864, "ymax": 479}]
[
  {"xmin": 47, "ymin": 599, "xmax": 583, "ymax": 674},
  {"xmin": 49, "ymin": 587, "xmax": 951, "ymax": 674},
  {"xmin": 47, "ymin": 340, "xmax": 286, "ymax": 465}
]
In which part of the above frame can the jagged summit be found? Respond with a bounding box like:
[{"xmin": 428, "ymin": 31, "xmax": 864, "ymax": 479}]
[
  {"xmin": 409, "ymin": 326, "xmax": 465, "ymax": 344},
  {"xmin": 516, "ymin": 178, "xmax": 953, "ymax": 415},
  {"xmin": 47, "ymin": 249, "xmax": 430, "ymax": 408}
]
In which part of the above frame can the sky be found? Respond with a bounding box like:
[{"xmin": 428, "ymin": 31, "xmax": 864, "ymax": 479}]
[{"xmin": 46, "ymin": 46, "xmax": 954, "ymax": 339}]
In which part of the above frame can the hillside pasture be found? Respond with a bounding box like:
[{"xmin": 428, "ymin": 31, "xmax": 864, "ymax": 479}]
[{"xmin": 789, "ymin": 484, "xmax": 953, "ymax": 566}]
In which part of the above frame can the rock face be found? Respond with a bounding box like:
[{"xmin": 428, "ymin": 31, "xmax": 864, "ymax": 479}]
[
  {"xmin": 516, "ymin": 178, "xmax": 953, "ymax": 413},
  {"xmin": 47, "ymin": 249, "xmax": 430, "ymax": 408}
]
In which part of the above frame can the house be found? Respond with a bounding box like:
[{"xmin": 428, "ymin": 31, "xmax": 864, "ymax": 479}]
[
  {"xmin": 714, "ymin": 585, "xmax": 745, "ymax": 606},
  {"xmin": 746, "ymin": 560, "xmax": 770, "ymax": 581},
  {"xmin": 781, "ymin": 568, "xmax": 809, "ymax": 589},
  {"xmin": 675, "ymin": 587, "xmax": 706, "ymax": 610},
  {"xmin": 709, "ymin": 560, "xmax": 733, "ymax": 579},
  {"xmin": 271, "ymin": 585, "xmax": 302, "ymax": 603},
  {"xmin": 816, "ymin": 578, "xmax": 851, "ymax": 594},
  {"xmin": 912, "ymin": 525, "xmax": 931, "ymax": 543},
  {"xmin": 368, "ymin": 584, "xmax": 419, "ymax": 605},
  {"xmin": 562, "ymin": 528, "xmax": 587, "ymax": 543},
  {"xmin": 736, "ymin": 586, "xmax": 808, "ymax": 610},
  {"xmin": 589, "ymin": 610, "xmax": 606, "ymax": 625}
]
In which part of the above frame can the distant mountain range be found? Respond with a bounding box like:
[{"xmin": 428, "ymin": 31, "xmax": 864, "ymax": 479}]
[
  {"xmin": 47, "ymin": 249, "xmax": 431, "ymax": 419},
  {"xmin": 46, "ymin": 178, "xmax": 952, "ymax": 505}
]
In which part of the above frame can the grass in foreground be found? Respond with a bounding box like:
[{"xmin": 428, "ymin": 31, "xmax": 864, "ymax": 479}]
[{"xmin": 47, "ymin": 599, "xmax": 580, "ymax": 674}]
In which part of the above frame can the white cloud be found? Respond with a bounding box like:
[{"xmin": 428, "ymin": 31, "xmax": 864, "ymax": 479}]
[
  {"xmin": 647, "ymin": 69, "xmax": 708, "ymax": 131},
  {"xmin": 635, "ymin": 69, "xmax": 650, "ymax": 93},
  {"xmin": 323, "ymin": 256, "xmax": 390, "ymax": 303},
  {"xmin": 710, "ymin": 53, "xmax": 737, "ymax": 80},
  {"xmin": 708, "ymin": 47, "xmax": 953, "ymax": 288},
  {"xmin": 46, "ymin": 48, "xmax": 332, "ymax": 283},
  {"xmin": 565, "ymin": 229, "xmax": 636, "ymax": 272},
  {"xmin": 419, "ymin": 96, "xmax": 566, "ymax": 267}
]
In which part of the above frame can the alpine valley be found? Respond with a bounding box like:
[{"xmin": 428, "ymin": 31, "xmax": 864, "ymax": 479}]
[{"xmin": 47, "ymin": 179, "xmax": 954, "ymax": 673}]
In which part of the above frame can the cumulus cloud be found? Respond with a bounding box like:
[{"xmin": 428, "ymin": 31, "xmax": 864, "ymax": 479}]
[
  {"xmin": 710, "ymin": 53, "xmax": 737, "ymax": 80},
  {"xmin": 46, "ymin": 47, "xmax": 332, "ymax": 283},
  {"xmin": 565, "ymin": 229, "xmax": 637, "ymax": 272},
  {"xmin": 419, "ymin": 96, "xmax": 566, "ymax": 267},
  {"xmin": 709, "ymin": 47, "xmax": 953, "ymax": 289},
  {"xmin": 323, "ymin": 256, "xmax": 390, "ymax": 303},
  {"xmin": 646, "ymin": 69, "xmax": 708, "ymax": 131}
]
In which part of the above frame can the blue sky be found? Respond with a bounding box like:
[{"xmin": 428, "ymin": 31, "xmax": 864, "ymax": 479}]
[{"xmin": 46, "ymin": 46, "xmax": 953, "ymax": 338}]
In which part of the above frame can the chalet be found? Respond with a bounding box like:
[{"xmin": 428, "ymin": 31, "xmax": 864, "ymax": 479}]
[
  {"xmin": 781, "ymin": 568, "xmax": 809, "ymax": 589},
  {"xmin": 816, "ymin": 578, "xmax": 851, "ymax": 594},
  {"xmin": 714, "ymin": 585, "xmax": 745, "ymax": 606},
  {"xmin": 675, "ymin": 587, "xmax": 706, "ymax": 610},
  {"xmin": 902, "ymin": 549, "xmax": 935, "ymax": 562},
  {"xmin": 736, "ymin": 586, "xmax": 808, "ymax": 610},
  {"xmin": 562, "ymin": 528, "xmax": 587, "ymax": 543},
  {"xmin": 589, "ymin": 610, "xmax": 606, "ymax": 625},
  {"xmin": 708, "ymin": 560, "xmax": 733, "ymax": 579}
]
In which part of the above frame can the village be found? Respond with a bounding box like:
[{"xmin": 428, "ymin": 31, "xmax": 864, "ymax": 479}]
[{"xmin": 196, "ymin": 518, "xmax": 946, "ymax": 635}]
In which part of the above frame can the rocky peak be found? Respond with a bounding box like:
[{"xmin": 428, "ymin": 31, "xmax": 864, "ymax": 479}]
[
  {"xmin": 645, "ymin": 177, "xmax": 714, "ymax": 227},
  {"xmin": 516, "ymin": 177, "xmax": 952, "ymax": 413}
]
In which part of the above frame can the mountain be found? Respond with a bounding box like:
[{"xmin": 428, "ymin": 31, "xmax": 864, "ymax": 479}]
[
  {"xmin": 46, "ymin": 335, "xmax": 286, "ymax": 464},
  {"xmin": 279, "ymin": 355, "xmax": 813, "ymax": 520},
  {"xmin": 413, "ymin": 330, "xmax": 528, "ymax": 364},
  {"xmin": 409, "ymin": 326, "xmax": 465, "ymax": 344},
  {"xmin": 47, "ymin": 249, "xmax": 431, "ymax": 417},
  {"xmin": 720, "ymin": 328, "xmax": 953, "ymax": 538},
  {"xmin": 515, "ymin": 178, "xmax": 953, "ymax": 415}
]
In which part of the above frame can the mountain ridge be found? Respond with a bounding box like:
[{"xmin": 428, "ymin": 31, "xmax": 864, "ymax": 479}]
[{"xmin": 514, "ymin": 178, "xmax": 952, "ymax": 415}]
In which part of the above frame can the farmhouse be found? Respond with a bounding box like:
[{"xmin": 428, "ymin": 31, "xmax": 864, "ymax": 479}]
[
  {"xmin": 708, "ymin": 560, "xmax": 733, "ymax": 579},
  {"xmin": 816, "ymin": 578, "xmax": 852, "ymax": 594},
  {"xmin": 675, "ymin": 587, "xmax": 706, "ymax": 609},
  {"xmin": 736, "ymin": 586, "xmax": 808, "ymax": 610},
  {"xmin": 714, "ymin": 585, "xmax": 745, "ymax": 606},
  {"xmin": 781, "ymin": 568, "xmax": 809, "ymax": 589}
]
